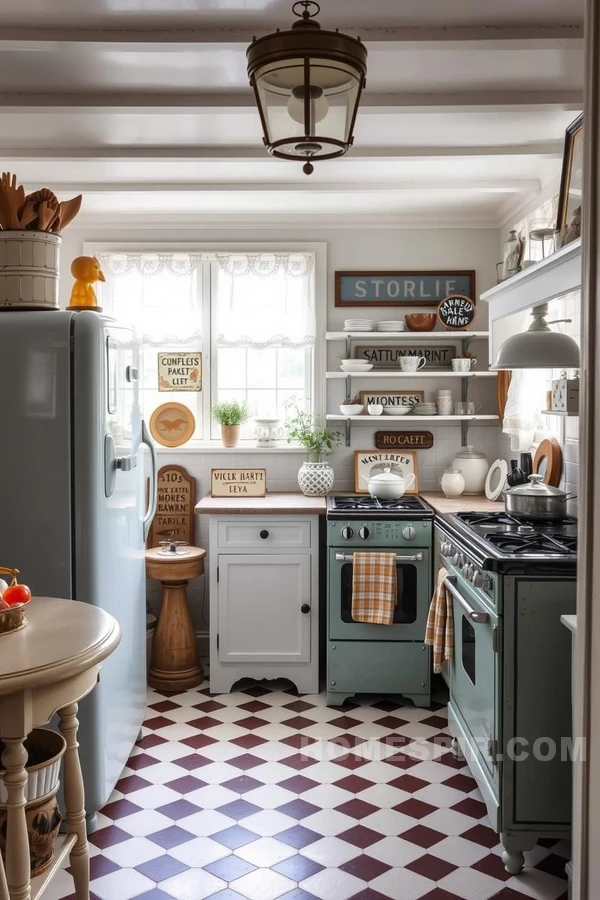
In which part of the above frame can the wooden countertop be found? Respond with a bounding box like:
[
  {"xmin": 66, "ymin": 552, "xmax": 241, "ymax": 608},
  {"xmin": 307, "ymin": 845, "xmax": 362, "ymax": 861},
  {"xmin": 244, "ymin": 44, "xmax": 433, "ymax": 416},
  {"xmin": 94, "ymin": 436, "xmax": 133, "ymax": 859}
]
[
  {"xmin": 421, "ymin": 491, "xmax": 503, "ymax": 515},
  {"xmin": 195, "ymin": 492, "xmax": 327, "ymax": 515}
]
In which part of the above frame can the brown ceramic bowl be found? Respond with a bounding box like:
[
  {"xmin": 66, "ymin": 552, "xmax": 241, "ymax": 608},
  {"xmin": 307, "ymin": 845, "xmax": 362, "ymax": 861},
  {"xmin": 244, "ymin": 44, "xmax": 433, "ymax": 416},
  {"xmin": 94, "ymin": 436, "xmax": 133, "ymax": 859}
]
[{"xmin": 404, "ymin": 313, "xmax": 438, "ymax": 332}]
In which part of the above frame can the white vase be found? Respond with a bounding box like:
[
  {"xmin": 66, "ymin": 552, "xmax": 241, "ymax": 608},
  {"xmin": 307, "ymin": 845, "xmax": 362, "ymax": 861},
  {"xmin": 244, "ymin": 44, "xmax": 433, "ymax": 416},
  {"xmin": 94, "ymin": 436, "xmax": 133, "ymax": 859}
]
[{"xmin": 298, "ymin": 461, "xmax": 334, "ymax": 496}]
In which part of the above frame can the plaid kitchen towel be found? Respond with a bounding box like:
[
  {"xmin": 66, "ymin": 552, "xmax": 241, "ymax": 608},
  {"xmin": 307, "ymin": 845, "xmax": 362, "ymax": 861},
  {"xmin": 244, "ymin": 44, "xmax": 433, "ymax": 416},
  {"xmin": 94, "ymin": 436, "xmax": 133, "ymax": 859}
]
[
  {"xmin": 425, "ymin": 566, "xmax": 454, "ymax": 673},
  {"xmin": 351, "ymin": 552, "xmax": 397, "ymax": 625}
]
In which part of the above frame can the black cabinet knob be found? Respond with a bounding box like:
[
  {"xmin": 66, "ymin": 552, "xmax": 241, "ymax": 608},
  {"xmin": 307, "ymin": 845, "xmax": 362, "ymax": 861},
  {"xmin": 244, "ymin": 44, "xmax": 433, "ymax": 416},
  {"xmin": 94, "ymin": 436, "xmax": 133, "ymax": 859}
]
[
  {"xmin": 260, "ymin": 529, "xmax": 269, "ymax": 539},
  {"xmin": 301, "ymin": 604, "xmax": 311, "ymax": 614}
]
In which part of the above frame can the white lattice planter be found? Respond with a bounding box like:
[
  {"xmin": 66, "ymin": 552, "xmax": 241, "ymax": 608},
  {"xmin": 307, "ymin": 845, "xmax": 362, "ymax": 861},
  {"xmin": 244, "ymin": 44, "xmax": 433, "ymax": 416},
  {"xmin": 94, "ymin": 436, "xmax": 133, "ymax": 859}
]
[
  {"xmin": 0, "ymin": 230, "xmax": 61, "ymax": 310},
  {"xmin": 297, "ymin": 460, "xmax": 334, "ymax": 496}
]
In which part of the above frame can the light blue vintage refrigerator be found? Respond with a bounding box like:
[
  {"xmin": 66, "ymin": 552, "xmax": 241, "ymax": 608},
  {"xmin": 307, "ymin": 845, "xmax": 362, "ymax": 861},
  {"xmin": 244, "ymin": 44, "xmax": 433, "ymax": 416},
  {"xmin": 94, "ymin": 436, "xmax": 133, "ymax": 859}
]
[{"xmin": 0, "ymin": 310, "xmax": 157, "ymax": 828}]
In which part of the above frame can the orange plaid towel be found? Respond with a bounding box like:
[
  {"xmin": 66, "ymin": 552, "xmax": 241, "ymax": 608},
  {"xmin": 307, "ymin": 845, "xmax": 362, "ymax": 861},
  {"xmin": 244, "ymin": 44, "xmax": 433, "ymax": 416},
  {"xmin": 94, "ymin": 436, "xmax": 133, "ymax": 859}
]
[
  {"xmin": 425, "ymin": 567, "xmax": 454, "ymax": 673},
  {"xmin": 351, "ymin": 552, "xmax": 397, "ymax": 625}
]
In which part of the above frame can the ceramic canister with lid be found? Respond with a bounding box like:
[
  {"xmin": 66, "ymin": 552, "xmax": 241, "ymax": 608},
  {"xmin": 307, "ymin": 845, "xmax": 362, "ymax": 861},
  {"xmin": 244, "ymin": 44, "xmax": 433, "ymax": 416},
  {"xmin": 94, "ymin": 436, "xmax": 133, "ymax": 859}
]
[
  {"xmin": 451, "ymin": 445, "xmax": 489, "ymax": 494},
  {"xmin": 440, "ymin": 468, "xmax": 465, "ymax": 499}
]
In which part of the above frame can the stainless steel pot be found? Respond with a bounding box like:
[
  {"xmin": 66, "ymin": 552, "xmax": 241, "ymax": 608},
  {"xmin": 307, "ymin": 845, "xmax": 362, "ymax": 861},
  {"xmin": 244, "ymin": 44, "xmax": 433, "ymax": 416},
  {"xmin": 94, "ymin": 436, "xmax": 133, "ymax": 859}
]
[{"xmin": 503, "ymin": 474, "xmax": 576, "ymax": 520}]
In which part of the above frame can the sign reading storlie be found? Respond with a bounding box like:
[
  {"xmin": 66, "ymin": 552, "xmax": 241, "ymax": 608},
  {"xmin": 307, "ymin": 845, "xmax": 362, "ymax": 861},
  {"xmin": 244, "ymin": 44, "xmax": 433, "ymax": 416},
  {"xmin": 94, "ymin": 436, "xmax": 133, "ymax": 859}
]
[
  {"xmin": 335, "ymin": 270, "xmax": 476, "ymax": 307},
  {"xmin": 375, "ymin": 431, "xmax": 434, "ymax": 451},
  {"xmin": 437, "ymin": 295, "xmax": 476, "ymax": 330},
  {"xmin": 158, "ymin": 352, "xmax": 202, "ymax": 391},
  {"xmin": 211, "ymin": 468, "xmax": 266, "ymax": 498},
  {"xmin": 149, "ymin": 465, "xmax": 196, "ymax": 548},
  {"xmin": 355, "ymin": 343, "xmax": 456, "ymax": 369}
]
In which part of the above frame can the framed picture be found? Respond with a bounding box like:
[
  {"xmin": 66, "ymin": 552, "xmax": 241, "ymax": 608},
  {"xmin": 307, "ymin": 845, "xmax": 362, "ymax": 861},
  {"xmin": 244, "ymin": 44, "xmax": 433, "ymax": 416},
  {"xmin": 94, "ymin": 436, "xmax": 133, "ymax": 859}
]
[
  {"xmin": 358, "ymin": 390, "xmax": 424, "ymax": 410},
  {"xmin": 354, "ymin": 450, "xmax": 419, "ymax": 494},
  {"xmin": 335, "ymin": 270, "xmax": 476, "ymax": 308},
  {"xmin": 557, "ymin": 113, "xmax": 583, "ymax": 241}
]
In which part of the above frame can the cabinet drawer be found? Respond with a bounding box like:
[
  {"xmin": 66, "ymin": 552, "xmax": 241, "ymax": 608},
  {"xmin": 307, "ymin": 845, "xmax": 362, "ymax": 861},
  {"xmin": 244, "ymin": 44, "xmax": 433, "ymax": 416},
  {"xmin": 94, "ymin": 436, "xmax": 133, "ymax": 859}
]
[{"xmin": 217, "ymin": 520, "xmax": 311, "ymax": 550}]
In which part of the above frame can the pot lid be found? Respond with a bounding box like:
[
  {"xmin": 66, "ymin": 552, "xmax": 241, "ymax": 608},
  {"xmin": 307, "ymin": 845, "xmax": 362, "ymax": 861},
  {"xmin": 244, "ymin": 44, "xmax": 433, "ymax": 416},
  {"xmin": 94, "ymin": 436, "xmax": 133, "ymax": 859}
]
[
  {"xmin": 368, "ymin": 466, "xmax": 405, "ymax": 483},
  {"xmin": 453, "ymin": 444, "xmax": 487, "ymax": 459},
  {"xmin": 505, "ymin": 474, "xmax": 568, "ymax": 497}
]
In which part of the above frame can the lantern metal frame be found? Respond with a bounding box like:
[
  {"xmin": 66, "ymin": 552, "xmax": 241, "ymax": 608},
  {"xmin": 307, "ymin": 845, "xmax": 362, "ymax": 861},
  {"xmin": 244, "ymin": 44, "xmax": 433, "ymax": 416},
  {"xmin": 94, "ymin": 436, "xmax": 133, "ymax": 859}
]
[{"xmin": 246, "ymin": 1, "xmax": 368, "ymax": 173}]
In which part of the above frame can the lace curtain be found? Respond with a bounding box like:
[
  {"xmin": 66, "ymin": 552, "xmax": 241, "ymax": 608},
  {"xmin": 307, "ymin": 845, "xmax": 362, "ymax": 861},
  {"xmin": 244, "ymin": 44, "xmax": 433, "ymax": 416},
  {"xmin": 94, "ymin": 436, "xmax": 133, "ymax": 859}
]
[
  {"xmin": 214, "ymin": 253, "xmax": 315, "ymax": 348},
  {"xmin": 98, "ymin": 253, "xmax": 203, "ymax": 346}
]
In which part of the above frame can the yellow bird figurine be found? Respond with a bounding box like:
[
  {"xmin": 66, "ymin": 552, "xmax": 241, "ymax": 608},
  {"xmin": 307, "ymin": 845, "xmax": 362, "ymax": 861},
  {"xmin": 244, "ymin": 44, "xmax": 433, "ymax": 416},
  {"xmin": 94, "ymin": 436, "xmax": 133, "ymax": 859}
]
[{"xmin": 67, "ymin": 256, "xmax": 105, "ymax": 311}]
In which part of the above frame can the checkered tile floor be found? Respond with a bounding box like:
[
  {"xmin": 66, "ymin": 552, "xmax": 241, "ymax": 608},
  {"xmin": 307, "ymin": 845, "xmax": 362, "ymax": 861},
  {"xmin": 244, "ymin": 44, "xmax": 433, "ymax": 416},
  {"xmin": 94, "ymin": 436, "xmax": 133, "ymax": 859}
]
[{"xmin": 48, "ymin": 680, "xmax": 569, "ymax": 900}]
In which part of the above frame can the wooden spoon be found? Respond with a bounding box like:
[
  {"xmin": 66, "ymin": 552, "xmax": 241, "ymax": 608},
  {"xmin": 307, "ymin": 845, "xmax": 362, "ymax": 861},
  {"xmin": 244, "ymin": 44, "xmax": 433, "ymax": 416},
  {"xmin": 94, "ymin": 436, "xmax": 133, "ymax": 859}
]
[
  {"xmin": 0, "ymin": 172, "xmax": 25, "ymax": 229},
  {"xmin": 53, "ymin": 194, "xmax": 82, "ymax": 232},
  {"xmin": 0, "ymin": 187, "xmax": 12, "ymax": 230},
  {"xmin": 36, "ymin": 200, "xmax": 56, "ymax": 231},
  {"xmin": 18, "ymin": 200, "xmax": 38, "ymax": 229}
]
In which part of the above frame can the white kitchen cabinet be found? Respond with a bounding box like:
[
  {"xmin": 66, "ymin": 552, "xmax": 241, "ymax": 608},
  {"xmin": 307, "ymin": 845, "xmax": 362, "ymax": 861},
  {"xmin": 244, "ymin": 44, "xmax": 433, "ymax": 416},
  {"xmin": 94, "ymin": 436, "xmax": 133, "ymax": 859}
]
[{"xmin": 208, "ymin": 515, "xmax": 320, "ymax": 694}]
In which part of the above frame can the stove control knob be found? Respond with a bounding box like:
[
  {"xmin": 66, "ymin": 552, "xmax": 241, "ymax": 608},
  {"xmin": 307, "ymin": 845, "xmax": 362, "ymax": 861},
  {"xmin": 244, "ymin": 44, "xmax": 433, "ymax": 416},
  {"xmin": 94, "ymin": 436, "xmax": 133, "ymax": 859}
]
[
  {"xmin": 341, "ymin": 526, "xmax": 354, "ymax": 540},
  {"xmin": 473, "ymin": 571, "xmax": 486, "ymax": 588},
  {"xmin": 358, "ymin": 526, "xmax": 371, "ymax": 540},
  {"xmin": 453, "ymin": 552, "xmax": 464, "ymax": 567},
  {"xmin": 463, "ymin": 563, "xmax": 474, "ymax": 580},
  {"xmin": 441, "ymin": 541, "xmax": 452, "ymax": 557},
  {"xmin": 402, "ymin": 526, "xmax": 416, "ymax": 541}
]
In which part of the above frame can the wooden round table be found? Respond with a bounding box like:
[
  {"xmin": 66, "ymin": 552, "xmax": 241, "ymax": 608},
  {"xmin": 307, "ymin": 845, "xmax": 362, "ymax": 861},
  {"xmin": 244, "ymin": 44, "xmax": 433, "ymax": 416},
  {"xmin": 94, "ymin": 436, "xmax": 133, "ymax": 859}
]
[
  {"xmin": 0, "ymin": 597, "xmax": 120, "ymax": 900},
  {"xmin": 146, "ymin": 547, "xmax": 206, "ymax": 691}
]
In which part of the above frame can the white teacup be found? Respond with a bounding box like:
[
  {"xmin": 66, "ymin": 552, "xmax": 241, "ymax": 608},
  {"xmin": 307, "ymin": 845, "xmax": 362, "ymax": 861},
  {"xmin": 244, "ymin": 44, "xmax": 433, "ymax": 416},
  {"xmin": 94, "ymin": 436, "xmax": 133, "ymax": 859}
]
[
  {"xmin": 451, "ymin": 358, "xmax": 474, "ymax": 372},
  {"xmin": 367, "ymin": 404, "xmax": 383, "ymax": 416},
  {"xmin": 400, "ymin": 356, "xmax": 426, "ymax": 372}
]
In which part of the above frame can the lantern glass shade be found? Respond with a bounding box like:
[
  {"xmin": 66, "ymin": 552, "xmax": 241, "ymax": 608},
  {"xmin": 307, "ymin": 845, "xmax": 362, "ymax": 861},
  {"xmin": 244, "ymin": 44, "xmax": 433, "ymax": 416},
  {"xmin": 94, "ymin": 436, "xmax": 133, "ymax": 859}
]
[{"xmin": 252, "ymin": 57, "xmax": 363, "ymax": 161}]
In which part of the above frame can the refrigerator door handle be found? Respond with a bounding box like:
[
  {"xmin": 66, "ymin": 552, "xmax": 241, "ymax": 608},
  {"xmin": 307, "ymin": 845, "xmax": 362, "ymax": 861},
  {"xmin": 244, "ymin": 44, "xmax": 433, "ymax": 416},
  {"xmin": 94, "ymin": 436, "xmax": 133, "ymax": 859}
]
[{"xmin": 141, "ymin": 419, "xmax": 158, "ymax": 539}]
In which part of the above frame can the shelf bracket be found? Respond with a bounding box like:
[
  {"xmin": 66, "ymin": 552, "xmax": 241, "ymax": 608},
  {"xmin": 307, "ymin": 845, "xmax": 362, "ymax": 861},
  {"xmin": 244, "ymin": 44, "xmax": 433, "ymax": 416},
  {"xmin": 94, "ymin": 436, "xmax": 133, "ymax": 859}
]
[
  {"xmin": 461, "ymin": 377, "xmax": 469, "ymax": 445},
  {"xmin": 461, "ymin": 420, "xmax": 470, "ymax": 445},
  {"xmin": 345, "ymin": 418, "xmax": 352, "ymax": 447},
  {"xmin": 346, "ymin": 335, "xmax": 352, "ymax": 357},
  {"xmin": 346, "ymin": 374, "xmax": 352, "ymax": 398}
]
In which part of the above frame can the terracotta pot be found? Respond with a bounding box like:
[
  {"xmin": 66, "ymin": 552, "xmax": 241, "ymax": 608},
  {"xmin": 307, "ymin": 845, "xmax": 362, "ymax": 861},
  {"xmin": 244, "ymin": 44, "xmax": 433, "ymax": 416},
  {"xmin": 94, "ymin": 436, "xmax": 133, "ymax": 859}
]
[
  {"xmin": 221, "ymin": 424, "xmax": 240, "ymax": 448},
  {"xmin": 0, "ymin": 728, "xmax": 65, "ymax": 876}
]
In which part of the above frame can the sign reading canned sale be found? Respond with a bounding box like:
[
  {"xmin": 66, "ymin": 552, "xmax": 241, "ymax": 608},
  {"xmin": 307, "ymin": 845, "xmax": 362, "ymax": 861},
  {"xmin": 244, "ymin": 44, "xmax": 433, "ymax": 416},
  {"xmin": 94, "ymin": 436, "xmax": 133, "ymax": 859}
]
[
  {"xmin": 158, "ymin": 352, "xmax": 202, "ymax": 391},
  {"xmin": 437, "ymin": 295, "xmax": 476, "ymax": 330},
  {"xmin": 211, "ymin": 469, "xmax": 266, "ymax": 498}
]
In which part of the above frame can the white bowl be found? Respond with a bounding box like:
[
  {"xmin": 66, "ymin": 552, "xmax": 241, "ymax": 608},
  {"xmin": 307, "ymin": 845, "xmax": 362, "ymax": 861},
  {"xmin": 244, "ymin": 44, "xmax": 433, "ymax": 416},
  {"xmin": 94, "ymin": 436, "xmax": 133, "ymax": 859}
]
[
  {"xmin": 340, "ymin": 404, "xmax": 365, "ymax": 416},
  {"xmin": 383, "ymin": 406, "xmax": 412, "ymax": 416},
  {"xmin": 367, "ymin": 404, "xmax": 383, "ymax": 416},
  {"xmin": 340, "ymin": 363, "xmax": 373, "ymax": 372}
]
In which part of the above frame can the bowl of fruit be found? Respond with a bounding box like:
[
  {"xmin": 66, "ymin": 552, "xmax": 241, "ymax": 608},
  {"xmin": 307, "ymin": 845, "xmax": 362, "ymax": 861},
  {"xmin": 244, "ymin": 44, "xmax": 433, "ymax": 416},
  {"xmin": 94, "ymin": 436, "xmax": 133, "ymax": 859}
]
[{"xmin": 0, "ymin": 568, "xmax": 32, "ymax": 635}]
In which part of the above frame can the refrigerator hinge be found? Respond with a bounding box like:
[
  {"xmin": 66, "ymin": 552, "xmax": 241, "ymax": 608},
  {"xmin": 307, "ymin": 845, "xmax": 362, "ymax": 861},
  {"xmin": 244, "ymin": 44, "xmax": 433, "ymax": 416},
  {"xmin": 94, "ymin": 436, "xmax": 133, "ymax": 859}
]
[
  {"xmin": 492, "ymin": 625, "xmax": 499, "ymax": 653},
  {"xmin": 488, "ymin": 740, "xmax": 499, "ymax": 765}
]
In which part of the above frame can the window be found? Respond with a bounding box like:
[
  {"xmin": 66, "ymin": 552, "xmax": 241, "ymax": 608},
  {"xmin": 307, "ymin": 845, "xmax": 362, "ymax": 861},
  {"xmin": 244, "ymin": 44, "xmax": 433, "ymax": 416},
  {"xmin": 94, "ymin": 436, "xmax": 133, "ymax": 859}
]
[{"xmin": 97, "ymin": 250, "xmax": 316, "ymax": 444}]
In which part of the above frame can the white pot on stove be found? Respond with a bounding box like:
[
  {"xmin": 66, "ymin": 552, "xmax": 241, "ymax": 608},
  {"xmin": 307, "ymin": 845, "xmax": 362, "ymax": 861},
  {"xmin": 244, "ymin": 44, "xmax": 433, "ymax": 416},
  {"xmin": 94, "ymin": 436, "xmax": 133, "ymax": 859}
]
[{"xmin": 361, "ymin": 467, "xmax": 415, "ymax": 500}]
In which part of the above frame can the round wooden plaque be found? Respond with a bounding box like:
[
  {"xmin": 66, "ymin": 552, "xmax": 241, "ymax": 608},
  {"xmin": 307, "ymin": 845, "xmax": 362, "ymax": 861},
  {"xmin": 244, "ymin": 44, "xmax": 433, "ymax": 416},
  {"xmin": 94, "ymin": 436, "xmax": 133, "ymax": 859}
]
[
  {"xmin": 437, "ymin": 294, "xmax": 475, "ymax": 330},
  {"xmin": 533, "ymin": 438, "xmax": 562, "ymax": 487},
  {"xmin": 150, "ymin": 402, "xmax": 196, "ymax": 448}
]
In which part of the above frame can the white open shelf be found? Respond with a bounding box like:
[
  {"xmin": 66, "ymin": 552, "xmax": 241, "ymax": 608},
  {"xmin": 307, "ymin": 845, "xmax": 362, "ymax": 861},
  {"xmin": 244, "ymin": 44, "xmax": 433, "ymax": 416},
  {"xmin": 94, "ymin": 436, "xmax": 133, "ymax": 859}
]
[
  {"xmin": 542, "ymin": 409, "xmax": 578, "ymax": 417},
  {"xmin": 327, "ymin": 415, "xmax": 499, "ymax": 423},
  {"xmin": 327, "ymin": 370, "xmax": 497, "ymax": 379},
  {"xmin": 326, "ymin": 330, "xmax": 489, "ymax": 340}
]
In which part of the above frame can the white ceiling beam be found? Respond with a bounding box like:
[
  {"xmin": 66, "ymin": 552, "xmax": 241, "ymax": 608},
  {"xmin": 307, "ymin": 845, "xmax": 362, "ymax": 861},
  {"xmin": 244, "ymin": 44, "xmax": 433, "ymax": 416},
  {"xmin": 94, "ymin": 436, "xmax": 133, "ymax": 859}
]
[
  {"xmin": 0, "ymin": 144, "xmax": 563, "ymax": 161},
  {"xmin": 17, "ymin": 180, "xmax": 540, "ymax": 194},
  {"xmin": 0, "ymin": 25, "xmax": 583, "ymax": 43},
  {"xmin": 0, "ymin": 90, "xmax": 583, "ymax": 111}
]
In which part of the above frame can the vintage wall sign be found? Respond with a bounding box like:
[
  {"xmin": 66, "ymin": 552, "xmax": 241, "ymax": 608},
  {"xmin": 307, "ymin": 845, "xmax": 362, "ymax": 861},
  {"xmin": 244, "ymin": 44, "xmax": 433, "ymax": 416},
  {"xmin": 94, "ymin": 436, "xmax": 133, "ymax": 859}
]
[
  {"xmin": 354, "ymin": 450, "xmax": 419, "ymax": 494},
  {"xmin": 149, "ymin": 464, "xmax": 196, "ymax": 548},
  {"xmin": 375, "ymin": 431, "xmax": 434, "ymax": 451},
  {"xmin": 359, "ymin": 390, "xmax": 424, "ymax": 410},
  {"xmin": 149, "ymin": 402, "xmax": 196, "ymax": 447},
  {"xmin": 211, "ymin": 468, "xmax": 266, "ymax": 498},
  {"xmin": 437, "ymin": 295, "xmax": 476, "ymax": 330},
  {"xmin": 355, "ymin": 343, "xmax": 456, "ymax": 369},
  {"xmin": 335, "ymin": 270, "xmax": 475, "ymax": 307},
  {"xmin": 158, "ymin": 352, "xmax": 202, "ymax": 391}
]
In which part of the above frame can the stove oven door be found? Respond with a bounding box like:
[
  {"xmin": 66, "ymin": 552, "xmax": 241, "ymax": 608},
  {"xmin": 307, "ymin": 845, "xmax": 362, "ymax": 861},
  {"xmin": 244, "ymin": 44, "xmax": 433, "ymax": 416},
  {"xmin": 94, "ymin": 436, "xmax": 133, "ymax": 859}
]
[
  {"xmin": 328, "ymin": 547, "xmax": 431, "ymax": 641},
  {"xmin": 447, "ymin": 574, "xmax": 499, "ymax": 783}
]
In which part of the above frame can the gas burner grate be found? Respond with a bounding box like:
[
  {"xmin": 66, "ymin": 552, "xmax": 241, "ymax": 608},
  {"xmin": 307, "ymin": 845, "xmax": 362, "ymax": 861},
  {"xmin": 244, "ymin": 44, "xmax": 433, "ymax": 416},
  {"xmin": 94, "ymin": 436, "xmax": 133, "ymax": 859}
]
[
  {"xmin": 331, "ymin": 495, "xmax": 428, "ymax": 512},
  {"xmin": 483, "ymin": 532, "xmax": 577, "ymax": 556},
  {"xmin": 457, "ymin": 511, "xmax": 578, "ymax": 528}
]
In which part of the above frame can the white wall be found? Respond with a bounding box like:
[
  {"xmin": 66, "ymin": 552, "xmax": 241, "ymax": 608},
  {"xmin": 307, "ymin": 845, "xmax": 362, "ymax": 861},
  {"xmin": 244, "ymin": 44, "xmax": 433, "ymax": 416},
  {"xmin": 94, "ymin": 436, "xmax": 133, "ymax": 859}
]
[{"xmin": 59, "ymin": 222, "xmax": 503, "ymax": 635}]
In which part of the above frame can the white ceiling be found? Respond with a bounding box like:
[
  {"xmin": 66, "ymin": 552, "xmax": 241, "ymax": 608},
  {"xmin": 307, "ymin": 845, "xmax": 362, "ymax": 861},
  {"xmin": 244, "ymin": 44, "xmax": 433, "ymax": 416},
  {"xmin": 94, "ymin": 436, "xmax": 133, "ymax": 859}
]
[{"xmin": 0, "ymin": 0, "xmax": 584, "ymax": 226}]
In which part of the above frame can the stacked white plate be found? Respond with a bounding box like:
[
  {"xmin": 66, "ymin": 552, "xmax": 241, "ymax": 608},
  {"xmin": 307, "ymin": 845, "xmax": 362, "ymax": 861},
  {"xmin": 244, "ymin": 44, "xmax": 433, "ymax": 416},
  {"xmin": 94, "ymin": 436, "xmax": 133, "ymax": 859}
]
[
  {"xmin": 377, "ymin": 321, "xmax": 405, "ymax": 332},
  {"xmin": 344, "ymin": 319, "xmax": 373, "ymax": 332},
  {"xmin": 413, "ymin": 403, "xmax": 437, "ymax": 416},
  {"xmin": 340, "ymin": 360, "xmax": 373, "ymax": 372}
]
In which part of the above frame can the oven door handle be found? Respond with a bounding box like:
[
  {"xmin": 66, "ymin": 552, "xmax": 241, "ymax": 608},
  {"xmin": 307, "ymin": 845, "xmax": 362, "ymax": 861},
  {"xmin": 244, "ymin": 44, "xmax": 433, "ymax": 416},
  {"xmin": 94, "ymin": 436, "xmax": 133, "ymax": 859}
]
[
  {"xmin": 444, "ymin": 575, "xmax": 490, "ymax": 625},
  {"xmin": 335, "ymin": 552, "xmax": 424, "ymax": 562}
]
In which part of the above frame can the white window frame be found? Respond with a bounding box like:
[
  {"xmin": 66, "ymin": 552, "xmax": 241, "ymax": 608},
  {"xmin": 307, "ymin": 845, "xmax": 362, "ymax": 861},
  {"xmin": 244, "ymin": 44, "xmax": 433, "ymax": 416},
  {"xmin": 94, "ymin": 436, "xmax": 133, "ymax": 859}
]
[{"xmin": 84, "ymin": 241, "xmax": 327, "ymax": 451}]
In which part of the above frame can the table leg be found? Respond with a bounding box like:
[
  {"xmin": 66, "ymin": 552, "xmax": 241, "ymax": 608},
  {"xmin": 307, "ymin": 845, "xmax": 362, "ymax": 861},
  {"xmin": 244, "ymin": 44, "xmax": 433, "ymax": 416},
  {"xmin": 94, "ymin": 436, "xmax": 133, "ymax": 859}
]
[
  {"xmin": 149, "ymin": 579, "xmax": 203, "ymax": 691},
  {"xmin": 0, "ymin": 852, "xmax": 9, "ymax": 900},
  {"xmin": 58, "ymin": 704, "xmax": 89, "ymax": 900},
  {"xmin": 1, "ymin": 738, "xmax": 30, "ymax": 900}
]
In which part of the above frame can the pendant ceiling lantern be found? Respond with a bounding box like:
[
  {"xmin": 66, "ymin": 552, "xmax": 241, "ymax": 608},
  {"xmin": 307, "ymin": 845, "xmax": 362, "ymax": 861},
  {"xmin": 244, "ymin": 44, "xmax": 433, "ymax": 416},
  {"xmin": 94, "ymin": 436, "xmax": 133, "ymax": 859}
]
[{"xmin": 246, "ymin": 0, "xmax": 368, "ymax": 174}]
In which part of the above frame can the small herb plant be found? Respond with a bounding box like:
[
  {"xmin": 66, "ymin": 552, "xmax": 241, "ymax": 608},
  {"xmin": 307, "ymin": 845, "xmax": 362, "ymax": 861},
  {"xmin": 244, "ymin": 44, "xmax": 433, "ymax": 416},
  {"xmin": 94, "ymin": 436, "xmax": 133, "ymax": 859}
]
[
  {"xmin": 343, "ymin": 395, "xmax": 362, "ymax": 405},
  {"xmin": 211, "ymin": 400, "xmax": 249, "ymax": 426},
  {"xmin": 285, "ymin": 408, "xmax": 341, "ymax": 462}
]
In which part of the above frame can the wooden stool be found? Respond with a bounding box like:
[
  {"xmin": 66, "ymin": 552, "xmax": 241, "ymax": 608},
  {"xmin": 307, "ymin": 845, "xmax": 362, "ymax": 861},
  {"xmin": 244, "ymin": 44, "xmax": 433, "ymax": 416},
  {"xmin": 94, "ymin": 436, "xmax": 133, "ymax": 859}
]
[{"xmin": 146, "ymin": 546, "xmax": 206, "ymax": 691}]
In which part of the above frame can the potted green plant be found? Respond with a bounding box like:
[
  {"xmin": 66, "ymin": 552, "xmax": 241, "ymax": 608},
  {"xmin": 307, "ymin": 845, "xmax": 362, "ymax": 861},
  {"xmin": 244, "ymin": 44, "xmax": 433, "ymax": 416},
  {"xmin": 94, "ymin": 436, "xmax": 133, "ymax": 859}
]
[
  {"xmin": 286, "ymin": 408, "xmax": 340, "ymax": 496},
  {"xmin": 212, "ymin": 400, "xmax": 249, "ymax": 448}
]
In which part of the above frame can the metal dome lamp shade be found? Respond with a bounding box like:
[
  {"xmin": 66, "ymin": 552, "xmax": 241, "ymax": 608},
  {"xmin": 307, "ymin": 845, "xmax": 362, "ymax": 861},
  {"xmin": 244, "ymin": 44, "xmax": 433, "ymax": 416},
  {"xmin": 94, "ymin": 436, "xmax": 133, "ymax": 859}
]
[
  {"xmin": 490, "ymin": 303, "xmax": 580, "ymax": 370},
  {"xmin": 246, "ymin": 1, "xmax": 367, "ymax": 174}
]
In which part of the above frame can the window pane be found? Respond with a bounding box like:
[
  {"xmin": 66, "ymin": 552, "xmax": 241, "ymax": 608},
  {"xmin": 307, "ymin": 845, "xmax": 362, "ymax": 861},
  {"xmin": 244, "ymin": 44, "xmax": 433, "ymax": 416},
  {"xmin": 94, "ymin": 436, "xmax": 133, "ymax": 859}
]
[
  {"xmin": 247, "ymin": 349, "xmax": 277, "ymax": 390},
  {"xmin": 277, "ymin": 348, "xmax": 307, "ymax": 388},
  {"xmin": 217, "ymin": 349, "xmax": 246, "ymax": 390}
]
